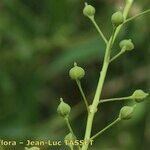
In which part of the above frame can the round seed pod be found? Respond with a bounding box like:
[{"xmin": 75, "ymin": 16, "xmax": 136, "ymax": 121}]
[
  {"xmin": 131, "ymin": 89, "xmax": 149, "ymax": 103},
  {"xmin": 111, "ymin": 11, "xmax": 124, "ymax": 27},
  {"xmin": 69, "ymin": 62, "xmax": 85, "ymax": 80},
  {"xmin": 83, "ymin": 3, "xmax": 95, "ymax": 18},
  {"xmin": 57, "ymin": 98, "xmax": 71, "ymax": 117},
  {"xmin": 119, "ymin": 106, "xmax": 135, "ymax": 120},
  {"xmin": 119, "ymin": 39, "xmax": 134, "ymax": 51}
]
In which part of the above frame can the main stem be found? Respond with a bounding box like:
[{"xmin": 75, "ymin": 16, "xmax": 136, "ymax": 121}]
[
  {"xmin": 82, "ymin": 39, "xmax": 112, "ymax": 150},
  {"xmin": 82, "ymin": 1, "xmax": 134, "ymax": 149}
]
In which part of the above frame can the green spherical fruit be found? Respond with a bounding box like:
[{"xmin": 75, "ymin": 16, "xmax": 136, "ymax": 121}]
[
  {"xmin": 111, "ymin": 11, "xmax": 124, "ymax": 26},
  {"xmin": 57, "ymin": 98, "xmax": 71, "ymax": 117},
  {"xmin": 131, "ymin": 89, "xmax": 149, "ymax": 103},
  {"xmin": 119, "ymin": 106, "xmax": 134, "ymax": 120},
  {"xmin": 83, "ymin": 3, "xmax": 95, "ymax": 18},
  {"xmin": 119, "ymin": 39, "xmax": 134, "ymax": 51},
  {"xmin": 69, "ymin": 63, "xmax": 85, "ymax": 80}
]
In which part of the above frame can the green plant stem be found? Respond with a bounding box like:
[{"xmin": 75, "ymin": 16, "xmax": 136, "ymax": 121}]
[
  {"xmin": 110, "ymin": 47, "xmax": 126, "ymax": 63},
  {"xmin": 109, "ymin": 27, "xmax": 117, "ymax": 56},
  {"xmin": 124, "ymin": 9, "xmax": 150, "ymax": 24},
  {"xmin": 82, "ymin": 30, "xmax": 114, "ymax": 150},
  {"xmin": 99, "ymin": 96, "xmax": 132, "ymax": 103},
  {"xmin": 90, "ymin": 118, "xmax": 121, "ymax": 140},
  {"xmin": 110, "ymin": 51, "xmax": 124, "ymax": 62},
  {"xmin": 69, "ymin": 145, "xmax": 74, "ymax": 150},
  {"xmin": 65, "ymin": 118, "xmax": 81, "ymax": 150},
  {"xmin": 82, "ymin": 1, "xmax": 133, "ymax": 150},
  {"xmin": 90, "ymin": 17, "xmax": 108, "ymax": 44},
  {"xmin": 65, "ymin": 117, "xmax": 75, "ymax": 135},
  {"xmin": 76, "ymin": 80, "xmax": 89, "ymax": 112},
  {"xmin": 82, "ymin": 49, "xmax": 109, "ymax": 150}
]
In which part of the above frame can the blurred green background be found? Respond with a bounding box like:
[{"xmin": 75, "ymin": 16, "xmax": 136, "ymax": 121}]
[{"xmin": 0, "ymin": 0, "xmax": 149, "ymax": 150}]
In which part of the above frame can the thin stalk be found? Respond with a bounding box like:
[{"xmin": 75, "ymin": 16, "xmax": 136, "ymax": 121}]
[
  {"xmin": 90, "ymin": 17, "xmax": 108, "ymax": 44},
  {"xmin": 110, "ymin": 51, "xmax": 124, "ymax": 62},
  {"xmin": 124, "ymin": 9, "xmax": 150, "ymax": 24},
  {"xmin": 76, "ymin": 80, "xmax": 89, "ymax": 112},
  {"xmin": 65, "ymin": 118, "xmax": 81, "ymax": 150},
  {"xmin": 65, "ymin": 117, "xmax": 74, "ymax": 135},
  {"xmin": 82, "ymin": 1, "xmax": 133, "ymax": 150},
  {"xmin": 110, "ymin": 47, "xmax": 126, "ymax": 63},
  {"xmin": 111, "ymin": 27, "xmax": 116, "ymax": 43},
  {"xmin": 90, "ymin": 118, "xmax": 121, "ymax": 140},
  {"xmin": 108, "ymin": 27, "xmax": 117, "ymax": 57},
  {"xmin": 99, "ymin": 96, "xmax": 132, "ymax": 103}
]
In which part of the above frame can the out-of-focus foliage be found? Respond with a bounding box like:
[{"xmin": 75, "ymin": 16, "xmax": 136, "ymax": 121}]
[{"xmin": 0, "ymin": 0, "xmax": 149, "ymax": 150}]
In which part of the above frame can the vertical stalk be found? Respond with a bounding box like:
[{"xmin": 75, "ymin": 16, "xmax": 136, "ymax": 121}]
[
  {"xmin": 82, "ymin": 40, "xmax": 111, "ymax": 150},
  {"xmin": 82, "ymin": 1, "xmax": 134, "ymax": 149}
]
